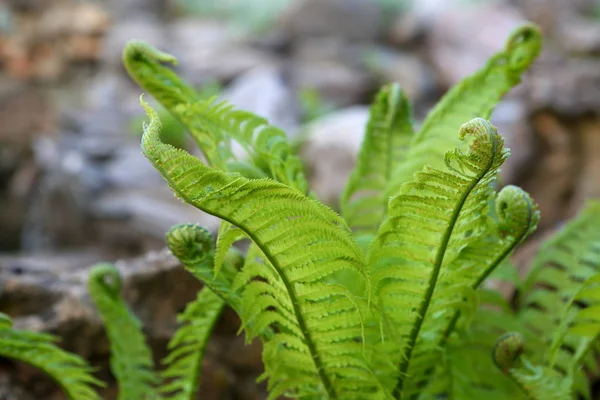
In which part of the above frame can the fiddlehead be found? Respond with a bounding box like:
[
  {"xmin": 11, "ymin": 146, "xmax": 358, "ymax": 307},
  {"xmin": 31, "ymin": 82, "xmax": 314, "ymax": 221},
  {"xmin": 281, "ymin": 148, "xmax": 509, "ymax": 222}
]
[
  {"xmin": 493, "ymin": 332, "xmax": 572, "ymax": 400},
  {"xmin": 493, "ymin": 332, "xmax": 525, "ymax": 373}
]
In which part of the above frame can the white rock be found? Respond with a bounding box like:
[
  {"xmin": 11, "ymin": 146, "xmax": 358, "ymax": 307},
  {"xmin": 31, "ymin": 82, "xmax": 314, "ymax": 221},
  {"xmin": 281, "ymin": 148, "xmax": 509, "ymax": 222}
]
[{"xmin": 300, "ymin": 107, "xmax": 369, "ymax": 205}]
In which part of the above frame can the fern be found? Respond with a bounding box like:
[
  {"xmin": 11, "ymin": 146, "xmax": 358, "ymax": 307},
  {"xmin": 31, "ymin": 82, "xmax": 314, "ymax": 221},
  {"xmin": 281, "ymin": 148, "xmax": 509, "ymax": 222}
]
[
  {"xmin": 518, "ymin": 201, "xmax": 600, "ymax": 398},
  {"xmin": 341, "ymin": 83, "xmax": 414, "ymax": 236},
  {"xmin": 366, "ymin": 118, "xmax": 531, "ymax": 397},
  {"xmin": 160, "ymin": 287, "xmax": 225, "ymax": 399},
  {"xmin": 492, "ymin": 332, "xmax": 572, "ymax": 399},
  {"xmin": 140, "ymin": 98, "xmax": 387, "ymax": 399},
  {"xmin": 0, "ymin": 312, "xmax": 102, "ymax": 400},
  {"xmin": 123, "ymin": 40, "xmax": 308, "ymax": 193},
  {"xmin": 386, "ymin": 24, "xmax": 542, "ymax": 196},
  {"xmin": 88, "ymin": 264, "xmax": 160, "ymax": 400}
]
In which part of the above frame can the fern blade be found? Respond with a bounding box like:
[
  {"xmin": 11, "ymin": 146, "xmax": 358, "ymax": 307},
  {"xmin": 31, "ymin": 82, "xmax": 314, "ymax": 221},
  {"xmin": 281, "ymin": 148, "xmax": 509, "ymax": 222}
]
[
  {"xmin": 0, "ymin": 313, "xmax": 103, "ymax": 400},
  {"xmin": 141, "ymin": 100, "xmax": 387, "ymax": 399},
  {"xmin": 87, "ymin": 264, "xmax": 160, "ymax": 400}
]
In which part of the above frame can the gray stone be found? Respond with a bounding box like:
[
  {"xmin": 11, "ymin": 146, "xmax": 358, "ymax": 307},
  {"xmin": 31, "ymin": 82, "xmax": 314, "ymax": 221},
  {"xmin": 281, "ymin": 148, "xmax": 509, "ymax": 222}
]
[
  {"xmin": 290, "ymin": 61, "xmax": 372, "ymax": 108},
  {"xmin": 101, "ymin": 17, "xmax": 167, "ymax": 69},
  {"xmin": 426, "ymin": 2, "xmax": 526, "ymax": 86},
  {"xmin": 364, "ymin": 47, "xmax": 434, "ymax": 102},
  {"xmin": 222, "ymin": 66, "xmax": 300, "ymax": 136},
  {"xmin": 490, "ymin": 99, "xmax": 533, "ymax": 184},
  {"xmin": 0, "ymin": 248, "xmax": 265, "ymax": 399},
  {"xmin": 278, "ymin": 0, "xmax": 383, "ymax": 42},
  {"xmin": 168, "ymin": 18, "xmax": 278, "ymax": 84},
  {"xmin": 299, "ymin": 106, "xmax": 369, "ymax": 205},
  {"xmin": 527, "ymin": 58, "xmax": 600, "ymax": 116}
]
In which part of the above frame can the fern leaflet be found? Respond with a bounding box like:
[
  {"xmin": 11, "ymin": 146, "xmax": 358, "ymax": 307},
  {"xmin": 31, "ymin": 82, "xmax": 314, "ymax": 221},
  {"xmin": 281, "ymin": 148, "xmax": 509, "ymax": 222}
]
[
  {"xmin": 88, "ymin": 264, "xmax": 159, "ymax": 400},
  {"xmin": 341, "ymin": 83, "xmax": 414, "ymax": 236},
  {"xmin": 160, "ymin": 286, "xmax": 224, "ymax": 399},
  {"xmin": 141, "ymin": 99, "xmax": 386, "ymax": 399},
  {"xmin": 387, "ymin": 24, "xmax": 542, "ymax": 196},
  {"xmin": 0, "ymin": 312, "xmax": 102, "ymax": 400}
]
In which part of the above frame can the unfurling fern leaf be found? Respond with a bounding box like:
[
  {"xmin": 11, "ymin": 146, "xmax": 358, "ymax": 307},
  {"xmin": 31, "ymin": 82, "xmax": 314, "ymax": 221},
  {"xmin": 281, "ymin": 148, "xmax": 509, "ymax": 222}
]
[
  {"xmin": 341, "ymin": 83, "xmax": 414, "ymax": 236},
  {"xmin": 387, "ymin": 24, "xmax": 542, "ymax": 196},
  {"xmin": 166, "ymin": 223, "xmax": 242, "ymax": 309},
  {"xmin": 123, "ymin": 40, "xmax": 307, "ymax": 193},
  {"xmin": 88, "ymin": 264, "xmax": 159, "ymax": 400},
  {"xmin": 141, "ymin": 98, "xmax": 386, "ymax": 399},
  {"xmin": 366, "ymin": 118, "xmax": 527, "ymax": 397},
  {"xmin": 0, "ymin": 312, "xmax": 102, "ymax": 400}
]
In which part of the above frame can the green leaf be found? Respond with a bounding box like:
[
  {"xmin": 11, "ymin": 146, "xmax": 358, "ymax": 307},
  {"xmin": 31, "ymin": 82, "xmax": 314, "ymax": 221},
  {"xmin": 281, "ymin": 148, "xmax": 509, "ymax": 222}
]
[
  {"xmin": 87, "ymin": 264, "xmax": 159, "ymax": 400},
  {"xmin": 367, "ymin": 118, "xmax": 512, "ymax": 397},
  {"xmin": 387, "ymin": 24, "xmax": 542, "ymax": 196},
  {"xmin": 160, "ymin": 287, "xmax": 224, "ymax": 400},
  {"xmin": 123, "ymin": 41, "xmax": 308, "ymax": 193},
  {"xmin": 341, "ymin": 83, "xmax": 414, "ymax": 235},
  {"xmin": 0, "ymin": 313, "xmax": 102, "ymax": 400},
  {"xmin": 141, "ymin": 99, "xmax": 387, "ymax": 399}
]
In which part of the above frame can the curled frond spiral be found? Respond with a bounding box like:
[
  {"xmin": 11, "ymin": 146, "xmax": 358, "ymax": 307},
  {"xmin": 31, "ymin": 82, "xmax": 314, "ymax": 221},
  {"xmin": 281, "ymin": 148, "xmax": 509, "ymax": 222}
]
[
  {"xmin": 493, "ymin": 332, "xmax": 525, "ymax": 373},
  {"xmin": 496, "ymin": 185, "xmax": 539, "ymax": 241},
  {"xmin": 166, "ymin": 223, "xmax": 240, "ymax": 309},
  {"xmin": 166, "ymin": 223, "xmax": 213, "ymax": 264}
]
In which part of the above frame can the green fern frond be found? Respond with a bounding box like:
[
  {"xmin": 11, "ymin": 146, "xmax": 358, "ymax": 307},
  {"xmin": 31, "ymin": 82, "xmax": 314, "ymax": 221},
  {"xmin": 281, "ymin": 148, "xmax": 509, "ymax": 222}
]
[
  {"xmin": 438, "ymin": 185, "xmax": 539, "ymax": 337},
  {"xmin": 341, "ymin": 83, "xmax": 414, "ymax": 236},
  {"xmin": 366, "ymin": 118, "xmax": 514, "ymax": 397},
  {"xmin": 160, "ymin": 287, "xmax": 224, "ymax": 399},
  {"xmin": 387, "ymin": 24, "xmax": 542, "ymax": 196},
  {"xmin": 493, "ymin": 332, "xmax": 572, "ymax": 400},
  {"xmin": 519, "ymin": 201, "xmax": 600, "ymax": 397},
  {"xmin": 122, "ymin": 40, "xmax": 222, "ymax": 166},
  {"xmin": 123, "ymin": 41, "xmax": 308, "ymax": 193},
  {"xmin": 141, "ymin": 99, "xmax": 386, "ymax": 399},
  {"xmin": 0, "ymin": 312, "xmax": 102, "ymax": 400},
  {"xmin": 87, "ymin": 264, "xmax": 159, "ymax": 400}
]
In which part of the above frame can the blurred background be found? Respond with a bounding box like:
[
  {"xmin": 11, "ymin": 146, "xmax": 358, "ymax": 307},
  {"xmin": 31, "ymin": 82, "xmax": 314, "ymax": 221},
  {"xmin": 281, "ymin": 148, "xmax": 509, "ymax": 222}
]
[{"xmin": 0, "ymin": 0, "xmax": 599, "ymax": 398}]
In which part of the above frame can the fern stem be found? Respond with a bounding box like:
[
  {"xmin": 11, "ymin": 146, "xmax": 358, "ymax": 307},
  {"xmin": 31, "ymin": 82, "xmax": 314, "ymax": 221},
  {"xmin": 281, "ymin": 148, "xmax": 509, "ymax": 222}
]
[
  {"xmin": 407, "ymin": 191, "xmax": 536, "ymax": 396},
  {"xmin": 230, "ymin": 223, "xmax": 338, "ymax": 399},
  {"xmin": 393, "ymin": 129, "xmax": 498, "ymax": 398}
]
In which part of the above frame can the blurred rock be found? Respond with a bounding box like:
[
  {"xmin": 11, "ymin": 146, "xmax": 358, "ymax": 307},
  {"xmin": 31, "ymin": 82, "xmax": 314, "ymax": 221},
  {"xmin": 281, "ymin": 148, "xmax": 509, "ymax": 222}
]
[
  {"xmin": 388, "ymin": 11, "xmax": 426, "ymax": 47},
  {"xmin": 520, "ymin": 113, "xmax": 575, "ymax": 230},
  {"xmin": 0, "ymin": 374, "xmax": 35, "ymax": 400},
  {"xmin": 0, "ymin": 249, "xmax": 265, "ymax": 399},
  {"xmin": 290, "ymin": 61, "xmax": 372, "ymax": 108},
  {"xmin": 1, "ymin": 2, "xmax": 111, "ymax": 81},
  {"xmin": 527, "ymin": 58, "xmax": 600, "ymax": 117},
  {"xmin": 222, "ymin": 66, "xmax": 300, "ymax": 135},
  {"xmin": 490, "ymin": 99, "xmax": 533, "ymax": 185},
  {"xmin": 102, "ymin": 17, "xmax": 167, "ymax": 68},
  {"xmin": 168, "ymin": 18, "xmax": 278, "ymax": 84},
  {"xmin": 300, "ymin": 106, "xmax": 369, "ymax": 205},
  {"xmin": 569, "ymin": 117, "xmax": 600, "ymax": 216},
  {"xmin": 427, "ymin": 2, "xmax": 526, "ymax": 86},
  {"xmin": 105, "ymin": 0, "xmax": 168, "ymax": 21},
  {"xmin": 289, "ymin": 37, "xmax": 373, "ymax": 107},
  {"xmin": 557, "ymin": 17, "xmax": 600, "ymax": 54},
  {"xmin": 279, "ymin": 0, "xmax": 382, "ymax": 42},
  {"xmin": 364, "ymin": 47, "xmax": 434, "ymax": 102}
]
